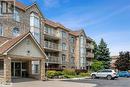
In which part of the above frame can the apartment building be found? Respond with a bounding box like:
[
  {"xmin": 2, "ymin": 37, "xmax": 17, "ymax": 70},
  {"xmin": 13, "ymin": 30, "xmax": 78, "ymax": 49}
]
[{"xmin": 0, "ymin": 1, "xmax": 94, "ymax": 84}]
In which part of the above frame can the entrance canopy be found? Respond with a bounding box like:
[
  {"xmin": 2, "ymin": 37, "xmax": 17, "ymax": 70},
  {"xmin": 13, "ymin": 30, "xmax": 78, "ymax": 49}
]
[
  {"xmin": 0, "ymin": 32, "xmax": 47, "ymax": 84},
  {"xmin": 0, "ymin": 32, "xmax": 47, "ymax": 59}
]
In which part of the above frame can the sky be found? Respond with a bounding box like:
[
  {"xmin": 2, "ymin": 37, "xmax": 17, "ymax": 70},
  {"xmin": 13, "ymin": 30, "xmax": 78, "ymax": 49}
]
[{"xmin": 17, "ymin": 0, "xmax": 130, "ymax": 56}]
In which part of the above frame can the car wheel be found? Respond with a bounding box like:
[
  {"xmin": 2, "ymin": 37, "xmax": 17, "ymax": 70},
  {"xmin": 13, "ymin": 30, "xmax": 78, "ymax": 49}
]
[
  {"xmin": 107, "ymin": 75, "xmax": 112, "ymax": 80},
  {"xmin": 91, "ymin": 74, "xmax": 96, "ymax": 79}
]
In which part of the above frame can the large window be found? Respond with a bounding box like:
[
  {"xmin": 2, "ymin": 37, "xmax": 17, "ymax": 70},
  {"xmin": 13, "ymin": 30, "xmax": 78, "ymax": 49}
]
[
  {"xmin": 62, "ymin": 31, "xmax": 67, "ymax": 38},
  {"xmin": 62, "ymin": 43, "xmax": 66, "ymax": 50},
  {"xmin": 13, "ymin": 9, "xmax": 20, "ymax": 22},
  {"xmin": 12, "ymin": 27, "xmax": 20, "ymax": 36},
  {"xmin": 0, "ymin": 24, "xmax": 3, "ymax": 36},
  {"xmin": 30, "ymin": 12, "xmax": 40, "ymax": 43}
]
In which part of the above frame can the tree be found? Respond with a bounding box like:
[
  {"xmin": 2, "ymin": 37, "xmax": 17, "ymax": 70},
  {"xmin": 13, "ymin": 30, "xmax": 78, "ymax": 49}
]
[
  {"xmin": 96, "ymin": 38, "xmax": 111, "ymax": 69},
  {"xmin": 93, "ymin": 41, "xmax": 98, "ymax": 59},
  {"xmin": 91, "ymin": 60, "xmax": 104, "ymax": 72},
  {"xmin": 115, "ymin": 52, "xmax": 130, "ymax": 71}
]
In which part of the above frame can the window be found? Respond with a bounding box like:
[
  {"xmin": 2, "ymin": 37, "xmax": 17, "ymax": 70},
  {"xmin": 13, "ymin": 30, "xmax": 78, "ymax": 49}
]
[
  {"xmin": 62, "ymin": 54, "xmax": 66, "ymax": 64},
  {"xmin": 0, "ymin": 2, "xmax": 2, "ymax": 15},
  {"xmin": 34, "ymin": 64, "xmax": 39, "ymax": 73},
  {"xmin": 13, "ymin": 9, "xmax": 20, "ymax": 22},
  {"xmin": 0, "ymin": 60, "xmax": 4, "ymax": 75},
  {"xmin": 70, "ymin": 36, "xmax": 75, "ymax": 43},
  {"xmin": 70, "ymin": 48, "xmax": 74, "ymax": 53},
  {"xmin": 1, "ymin": 1, "xmax": 7, "ymax": 14},
  {"xmin": 0, "ymin": 24, "xmax": 3, "ymax": 36},
  {"xmin": 62, "ymin": 31, "xmax": 67, "ymax": 38},
  {"xmin": 70, "ymin": 57, "xmax": 74, "ymax": 64},
  {"xmin": 30, "ymin": 12, "xmax": 40, "ymax": 43},
  {"xmin": 12, "ymin": 27, "xmax": 20, "ymax": 36},
  {"xmin": 62, "ymin": 43, "xmax": 66, "ymax": 50}
]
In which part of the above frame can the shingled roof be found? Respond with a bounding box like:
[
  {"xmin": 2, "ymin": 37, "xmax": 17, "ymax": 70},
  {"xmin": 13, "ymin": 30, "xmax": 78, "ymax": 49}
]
[{"xmin": 0, "ymin": 33, "xmax": 27, "ymax": 54}]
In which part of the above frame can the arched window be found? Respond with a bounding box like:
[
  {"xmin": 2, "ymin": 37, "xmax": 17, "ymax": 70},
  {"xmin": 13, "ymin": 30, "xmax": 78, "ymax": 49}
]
[
  {"xmin": 0, "ymin": 24, "xmax": 3, "ymax": 36},
  {"xmin": 30, "ymin": 12, "xmax": 40, "ymax": 43},
  {"xmin": 12, "ymin": 27, "xmax": 20, "ymax": 36}
]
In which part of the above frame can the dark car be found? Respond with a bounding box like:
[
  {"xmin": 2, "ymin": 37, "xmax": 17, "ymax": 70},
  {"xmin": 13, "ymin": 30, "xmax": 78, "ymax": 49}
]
[{"xmin": 117, "ymin": 71, "xmax": 130, "ymax": 77}]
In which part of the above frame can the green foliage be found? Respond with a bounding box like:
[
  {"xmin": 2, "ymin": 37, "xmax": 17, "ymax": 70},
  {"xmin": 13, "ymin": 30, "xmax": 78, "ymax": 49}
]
[
  {"xmin": 63, "ymin": 69, "xmax": 76, "ymax": 76},
  {"xmin": 47, "ymin": 70, "xmax": 57, "ymax": 78},
  {"xmin": 63, "ymin": 75, "xmax": 76, "ymax": 78},
  {"xmin": 93, "ymin": 38, "xmax": 111, "ymax": 69},
  {"xmin": 115, "ymin": 51, "xmax": 130, "ymax": 71},
  {"xmin": 79, "ymin": 72, "xmax": 91, "ymax": 77},
  {"xmin": 91, "ymin": 60, "xmax": 104, "ymax": 72}
]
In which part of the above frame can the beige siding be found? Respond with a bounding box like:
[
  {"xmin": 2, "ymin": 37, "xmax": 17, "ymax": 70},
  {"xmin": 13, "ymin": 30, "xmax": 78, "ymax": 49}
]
[{"xmin": 8, "ymin": 37, "xmax": 43, "ymax": 57}]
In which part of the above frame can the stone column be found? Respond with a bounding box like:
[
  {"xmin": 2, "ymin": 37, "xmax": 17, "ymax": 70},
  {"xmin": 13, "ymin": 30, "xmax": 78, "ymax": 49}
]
[
  {"xmin": 4, "ymin": 57, "xmax": 11, "ymax": 84},
  {"xmin": 40, "ymin": 59, "xmax": 45, "ymax": 80},
  {"xmin": 28, "ymin": 60, "xmax": 32, "ymax": 77}
]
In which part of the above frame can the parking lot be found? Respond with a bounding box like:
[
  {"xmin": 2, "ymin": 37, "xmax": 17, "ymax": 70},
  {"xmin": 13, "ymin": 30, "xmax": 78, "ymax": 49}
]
[
  {"xmin": 2, "ymin": 77, "xmax": 130, "ymax": 87},
  {"xmin": 63, "ymin": 77, "xmax": 130, "ymax": 87}
]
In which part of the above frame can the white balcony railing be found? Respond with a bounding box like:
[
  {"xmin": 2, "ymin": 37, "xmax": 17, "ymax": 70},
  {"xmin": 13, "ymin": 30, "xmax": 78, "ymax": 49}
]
[
  {"xmin": 86, "ymin": 52, "xmax": 94, "ymax": 58},
  {"xmin": 46, "ymin": 56, "xmax": 59, "ymax": 64},
  {"xmin": 44, "ymin": 41, "xmax": 61, "ymax": 51},
  {"xmin": 86, "ymin": 43, "xmax": 94, "ymax": 49},
  {"xmin": 44, "ymin": 31, "xmax": 60, "ymax": 38}
]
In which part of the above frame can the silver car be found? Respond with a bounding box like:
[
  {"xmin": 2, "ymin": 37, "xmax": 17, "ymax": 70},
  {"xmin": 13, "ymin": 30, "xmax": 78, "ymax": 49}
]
[{"xmin": 91, "ymin": 69, "xmax": 118, "ymax": 80}]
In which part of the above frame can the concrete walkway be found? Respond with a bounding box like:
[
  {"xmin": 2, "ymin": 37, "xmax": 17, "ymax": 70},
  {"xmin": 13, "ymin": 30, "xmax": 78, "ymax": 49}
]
[{"xmin": 10, "ymin": 78, "xmax": 96, "ymax": 87}]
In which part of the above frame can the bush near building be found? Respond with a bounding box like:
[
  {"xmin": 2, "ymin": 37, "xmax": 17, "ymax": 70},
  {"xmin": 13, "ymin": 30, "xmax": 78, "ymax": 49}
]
[{"xmin": 47, "ymin": 69, "xmax": 91, "ymax": 79}]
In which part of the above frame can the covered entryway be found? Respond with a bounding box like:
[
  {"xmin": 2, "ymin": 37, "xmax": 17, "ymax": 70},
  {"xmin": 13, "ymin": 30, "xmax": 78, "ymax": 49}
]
[
  {"xmin": 0, "ymin": 32, "xmax": 47, "ymax": 84},
  {"xmin": 11, "ymin": 61, "xmax": 28, "ymax": 78}
]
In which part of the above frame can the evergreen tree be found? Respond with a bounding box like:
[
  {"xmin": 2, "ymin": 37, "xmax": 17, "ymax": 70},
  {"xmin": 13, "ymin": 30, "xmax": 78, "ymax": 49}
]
[
  {"xmin": 96, "ymin": 38, "xmax": 111, "ymax": 69},
  {"xmin": 115, "ymin": 52, "xmax": 130, "ymax": 71},
  {"xmin": 93, "ymin": 41, "xmax": 98, "ymax": 60}
]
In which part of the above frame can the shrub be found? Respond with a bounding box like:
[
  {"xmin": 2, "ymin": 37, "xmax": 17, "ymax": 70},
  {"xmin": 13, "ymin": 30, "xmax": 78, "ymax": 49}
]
[
  {"xmin": 63, "ymin": 75, "xmax": 76, "ymax": 78},
  {"xmin": 79, "ymin": 72, "xmax": 91, "ymax": 77},
  {"xmin": 47, "ymin": 70, "xmax": 57, "ymax": 78},
  {"xmin": 47, "ymin": 70, "xmax": 64, "ymax": 78},
  {"xmin": 63, "ymin": 69, "xmax": 76, "ymax": 76}
]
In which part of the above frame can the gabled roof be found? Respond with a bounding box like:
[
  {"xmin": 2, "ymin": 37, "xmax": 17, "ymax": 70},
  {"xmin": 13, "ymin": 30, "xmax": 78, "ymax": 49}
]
[
  {"xmin": 69, "ymin": 29, "xmax": 85, "ymax": 36},
  {"xmin": 43, "ymin": 19, "xmax": 70, "ymax": 31},
  {"xmin": 0, "ymin": 32, "xmax": 47, "ymax": 59},
  {"xmin": 15, "ymin": 1, "xmax": 44, "ymax": 18}
]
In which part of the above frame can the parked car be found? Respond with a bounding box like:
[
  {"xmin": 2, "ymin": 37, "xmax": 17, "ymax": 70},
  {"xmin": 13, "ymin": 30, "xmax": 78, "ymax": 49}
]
[
  {"xmin": 91, "ymin": 69, "xmax": 118, "ymax": 80},
  {"xmin": 117, "ymin": 71, "xmax": 130, "ymax": 77}
]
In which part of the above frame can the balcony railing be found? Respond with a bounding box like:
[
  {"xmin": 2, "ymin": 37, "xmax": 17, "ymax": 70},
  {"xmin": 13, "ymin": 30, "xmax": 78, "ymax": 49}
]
[
  {"xmin": 86, "ymin": 44, "xmax": 94, "ymax": 49},
  {"xmin": 44, "ymin": 31, "xmax": 60, "ymax": 38},
  {"xmin": 44, "ymin": 41, "xmax": 61, "ymax": 51},
  {"xmin": 86, "ymin": 52, "xmax": 94, "ymax": 58},
  {"xmin": 46, "ymin": 56, "xmax": 60, "ymax": 64}
]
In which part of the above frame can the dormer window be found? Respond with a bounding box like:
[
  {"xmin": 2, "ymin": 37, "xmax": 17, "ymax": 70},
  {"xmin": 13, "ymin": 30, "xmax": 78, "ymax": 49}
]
[{"xmin": 12, "ymin": 27, "xmax": 20, "ymax": 37}]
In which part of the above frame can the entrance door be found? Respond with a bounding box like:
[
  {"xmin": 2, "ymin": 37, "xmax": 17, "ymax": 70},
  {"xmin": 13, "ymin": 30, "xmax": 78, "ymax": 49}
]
[
  {"xmin": 11, "ymin": 62, "xmax": 22, "ymax": 78},
  {"xmin": 15, "ymin": 62, "xmax": 21, "ymax": 77}
]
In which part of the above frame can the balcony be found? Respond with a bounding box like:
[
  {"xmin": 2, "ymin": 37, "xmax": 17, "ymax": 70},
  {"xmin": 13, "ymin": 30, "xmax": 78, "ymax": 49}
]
[
  {"xmin": 44, "ymin": 31, "xmax": 60, "ymax": 40},
  {"xmin": 86, "ymin": 52, "xmax": 94, "ymax": 58},
  {"xmin": 46, "ymin": 56, "xmax": 60, "ymax": 64},
  {"xmin": 44, "ymin": 41, "xmax": 61, "ymax": 51},
  {"xmin": 86, "ymin": 43, "xmax": 94, "ymax": 49}
]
